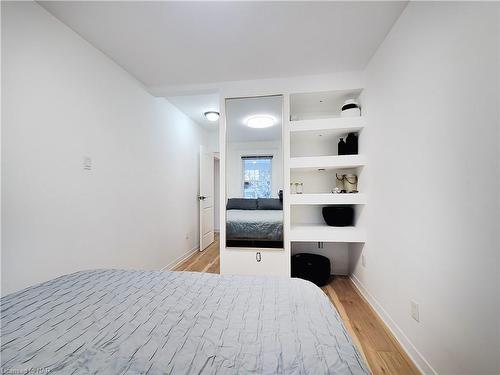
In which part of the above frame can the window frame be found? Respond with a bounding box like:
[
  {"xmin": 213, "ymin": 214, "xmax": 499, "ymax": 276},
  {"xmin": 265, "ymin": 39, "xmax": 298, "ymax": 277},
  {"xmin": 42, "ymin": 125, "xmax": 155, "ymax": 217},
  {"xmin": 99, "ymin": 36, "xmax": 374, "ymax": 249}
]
[{"xmin": 241, "ymin": 155, "xmax": 273, "ymax": 199}]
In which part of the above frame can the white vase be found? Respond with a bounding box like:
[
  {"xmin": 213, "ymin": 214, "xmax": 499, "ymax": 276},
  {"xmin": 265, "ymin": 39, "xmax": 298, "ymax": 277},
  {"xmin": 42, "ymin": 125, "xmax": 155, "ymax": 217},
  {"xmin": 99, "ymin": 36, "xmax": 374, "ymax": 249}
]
[{"xmin": 341, "ymin": 99, "xmax": 361, "ymax": 118}]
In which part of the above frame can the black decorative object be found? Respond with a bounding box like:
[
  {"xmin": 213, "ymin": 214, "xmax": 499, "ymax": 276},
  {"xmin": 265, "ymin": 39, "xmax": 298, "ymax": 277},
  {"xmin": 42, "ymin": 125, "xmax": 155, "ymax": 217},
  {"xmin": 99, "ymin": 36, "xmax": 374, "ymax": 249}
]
[
  {"xmin": 345, "ymin": 132, "xmax": 358, "ymax": 155},
  {"xmin": 338, "ymin": 137, "xmax": 346, "ymax": 155},
  {"xmin": 322, "ymin": 206, "xmax": 354, "ymax": 226},
  {"xmin": 341, "ymin": 99, "xmax": 361, "ymax": 117},
  {"xmin": 291, "ymin": 253, "xmax": 331, "ymax": 287},
  {"xmin": 341, "ymin": 103, "xmax": 359, "ymax": 111}
]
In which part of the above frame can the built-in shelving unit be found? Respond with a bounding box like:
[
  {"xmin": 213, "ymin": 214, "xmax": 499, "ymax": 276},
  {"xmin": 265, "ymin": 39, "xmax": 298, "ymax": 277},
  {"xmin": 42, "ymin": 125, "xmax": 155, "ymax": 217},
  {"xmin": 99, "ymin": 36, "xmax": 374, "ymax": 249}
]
[
  {"xmin": 290, "ymin": 117, "xmax": 365, "ymax": 135},
  {"xmin": 290, "ymin": 154, "xmax": 366, "ymax": 171},
  {"xmin": 289, "ymin": 224, "xmax": 366, "ymax": 243},
  {"xmin": 289, "ymin": 193, "xmax": 367, "ymax": 205},
  {"xmin": 287, "ymin": 88, "xmax": 367, "ymax": 246}
]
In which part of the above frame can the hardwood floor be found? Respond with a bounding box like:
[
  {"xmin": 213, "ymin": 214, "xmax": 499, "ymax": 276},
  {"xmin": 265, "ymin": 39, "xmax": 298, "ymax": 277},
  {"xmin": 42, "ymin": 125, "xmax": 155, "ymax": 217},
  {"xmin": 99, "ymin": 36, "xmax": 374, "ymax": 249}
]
[
  {"xmin": 174, "ymin": 233, "xmax": 220, "ymax": 274},
  {"xmin": 174, "ymin": 233, "xmax": 420, "ymax": 375},
  {"xmin": 321, "ymin": 279, "xmax": 420, "ymax": 375}
]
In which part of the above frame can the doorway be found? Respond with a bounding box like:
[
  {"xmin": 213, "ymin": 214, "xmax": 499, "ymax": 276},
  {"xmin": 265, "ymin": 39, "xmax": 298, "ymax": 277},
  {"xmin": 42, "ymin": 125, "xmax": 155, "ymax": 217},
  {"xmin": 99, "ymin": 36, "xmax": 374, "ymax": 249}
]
[
  {"xmin": 213, "ymin": 157, "xmax": 220, "ymax": 235},
  {"xmin": 199, "ymin": 148, "xmax": 220, "ymax": 251}
]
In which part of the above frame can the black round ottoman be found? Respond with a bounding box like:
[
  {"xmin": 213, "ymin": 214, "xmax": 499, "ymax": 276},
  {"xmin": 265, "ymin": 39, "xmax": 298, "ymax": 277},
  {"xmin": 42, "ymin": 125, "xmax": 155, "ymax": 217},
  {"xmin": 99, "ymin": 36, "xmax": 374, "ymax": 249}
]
[{"xmin": 291, "ymin": 253, "xmax": 331, "ymax": 287}]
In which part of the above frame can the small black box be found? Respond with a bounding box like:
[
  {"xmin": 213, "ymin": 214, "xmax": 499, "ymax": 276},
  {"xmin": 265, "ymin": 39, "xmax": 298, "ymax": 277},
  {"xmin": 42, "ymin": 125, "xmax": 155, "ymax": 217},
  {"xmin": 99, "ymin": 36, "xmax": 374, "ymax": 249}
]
[
  {"xmin": 291, "ymin": 253, "xmax": 331, "ymax": 287},
  {"xmin": 322, "ymin": 206, "xmax": 354, "ymax": 226}
]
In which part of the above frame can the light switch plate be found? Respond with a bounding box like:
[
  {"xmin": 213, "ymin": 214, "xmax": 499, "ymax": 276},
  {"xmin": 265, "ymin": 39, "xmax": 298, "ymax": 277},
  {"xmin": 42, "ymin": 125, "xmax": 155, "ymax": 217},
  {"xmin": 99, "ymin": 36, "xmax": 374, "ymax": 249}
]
[{"xmin": 83, "ymin": 156, "xmax": 92, "ymax": 171}]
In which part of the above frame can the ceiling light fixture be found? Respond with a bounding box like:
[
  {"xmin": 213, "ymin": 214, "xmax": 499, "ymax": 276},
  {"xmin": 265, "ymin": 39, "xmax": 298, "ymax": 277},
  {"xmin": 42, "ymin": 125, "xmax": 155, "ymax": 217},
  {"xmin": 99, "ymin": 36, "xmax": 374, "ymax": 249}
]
[
  {"xmin": 204, "ymin": 111, "xmax": 220, "ymax": 122},
  {"xmin": 246, "ymin": 115, "xmax": 275, "ymax": 128}
]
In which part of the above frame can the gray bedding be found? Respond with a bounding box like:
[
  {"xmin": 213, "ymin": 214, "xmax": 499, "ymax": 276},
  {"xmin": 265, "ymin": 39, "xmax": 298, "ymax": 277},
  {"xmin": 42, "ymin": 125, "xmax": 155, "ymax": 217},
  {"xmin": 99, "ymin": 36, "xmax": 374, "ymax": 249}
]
[
  {"xmin": 226, "ymin": 209, "xmax": 283, "ymax": 241},
  {"xmin": 1, "ymin": 270, "xmax": 370, "ymax": 375}
]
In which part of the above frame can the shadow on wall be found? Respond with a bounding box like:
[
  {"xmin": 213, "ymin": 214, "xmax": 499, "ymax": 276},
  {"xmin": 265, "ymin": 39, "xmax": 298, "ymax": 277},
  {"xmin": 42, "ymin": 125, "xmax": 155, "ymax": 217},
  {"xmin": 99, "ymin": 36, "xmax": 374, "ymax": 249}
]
[{"xmin": 348, "ymin": 243, "xmax": 364, "ymax": 275}]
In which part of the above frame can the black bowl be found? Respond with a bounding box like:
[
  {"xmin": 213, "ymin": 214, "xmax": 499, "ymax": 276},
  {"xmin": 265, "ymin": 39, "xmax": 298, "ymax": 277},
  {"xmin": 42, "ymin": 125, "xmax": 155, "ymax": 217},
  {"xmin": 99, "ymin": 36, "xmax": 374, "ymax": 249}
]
[{"xmin": 322, "ymin": 206, "xmax": 354, "ymax": 226}]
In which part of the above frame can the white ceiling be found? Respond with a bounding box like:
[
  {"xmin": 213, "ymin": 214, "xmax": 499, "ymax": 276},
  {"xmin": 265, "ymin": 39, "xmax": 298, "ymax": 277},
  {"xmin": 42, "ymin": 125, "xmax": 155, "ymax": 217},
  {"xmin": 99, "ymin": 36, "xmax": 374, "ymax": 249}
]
[
  {"xmin": 168, "ymin": 93, "xmax": 220, "ymax": 129},
  {"xmin": 226, "ymin": 96, "xmax": 282, "ymax": 143},
  {"xmin": 40, "ymin": 1, "xmax": 407, "ymax": 90}
]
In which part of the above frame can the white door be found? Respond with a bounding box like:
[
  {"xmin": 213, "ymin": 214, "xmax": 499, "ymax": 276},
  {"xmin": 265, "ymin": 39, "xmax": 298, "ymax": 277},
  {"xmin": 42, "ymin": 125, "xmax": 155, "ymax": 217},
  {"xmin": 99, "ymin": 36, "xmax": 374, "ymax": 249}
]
[{"xmin": 199, "ymin": 146, "xmax": 214, "ymax": 251}]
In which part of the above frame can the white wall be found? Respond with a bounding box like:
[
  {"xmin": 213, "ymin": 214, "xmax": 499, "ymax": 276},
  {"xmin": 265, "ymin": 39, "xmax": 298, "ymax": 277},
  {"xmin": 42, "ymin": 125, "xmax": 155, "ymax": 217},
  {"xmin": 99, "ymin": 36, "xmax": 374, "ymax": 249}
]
[
  {"xmin": 1, "ymin": 2, "xmax": 212, "ymax": 295},
  {"xmin": 351, "ymin": 3, "xmax": 500, "ymax": 374},
  {"xmin": 226, "ymin": 141, "xmax": 283, "ymax": 199}
]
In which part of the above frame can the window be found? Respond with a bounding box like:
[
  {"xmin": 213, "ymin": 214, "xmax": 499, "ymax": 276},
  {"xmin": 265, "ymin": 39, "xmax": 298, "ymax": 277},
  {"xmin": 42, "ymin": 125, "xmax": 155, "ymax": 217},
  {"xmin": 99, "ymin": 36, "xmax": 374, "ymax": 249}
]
[{"xmin": 242, "ymin": 156, "xmax": 272, "ymax": 198}]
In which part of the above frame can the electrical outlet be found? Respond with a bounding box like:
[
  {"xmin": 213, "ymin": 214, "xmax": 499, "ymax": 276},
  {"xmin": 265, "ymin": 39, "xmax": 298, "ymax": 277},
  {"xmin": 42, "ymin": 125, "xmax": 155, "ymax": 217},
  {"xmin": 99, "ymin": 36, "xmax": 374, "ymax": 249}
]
[
  {"xmin": 361, "ymin": 254, "xmax": 367, "ymax": 267},
  {"xmin": 411, "ymin": 301, "xmax": 420, "ymax": 322}
]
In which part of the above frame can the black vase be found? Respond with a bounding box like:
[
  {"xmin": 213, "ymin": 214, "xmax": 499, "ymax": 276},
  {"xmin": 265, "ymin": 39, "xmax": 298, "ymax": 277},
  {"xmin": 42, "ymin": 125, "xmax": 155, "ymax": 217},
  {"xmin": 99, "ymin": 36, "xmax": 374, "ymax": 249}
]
[
  {"xmin": 338, "ymin": 137, "xmax": 346, "ymax": 155},
  {"xmin": 345, "ymin": 133, "xmax": 358, "ymax": 155}
]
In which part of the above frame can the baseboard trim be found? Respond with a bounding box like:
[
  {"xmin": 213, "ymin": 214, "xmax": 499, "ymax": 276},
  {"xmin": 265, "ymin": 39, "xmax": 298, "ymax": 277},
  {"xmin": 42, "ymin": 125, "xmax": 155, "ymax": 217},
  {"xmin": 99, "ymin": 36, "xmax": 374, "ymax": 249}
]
[
  {"xmin": 160, "ymin": 245, "xmax": 199, "ymax": 272},
  {"xmin": 349, "ymin": 274, "xmax": 437, "ymax": 375}
]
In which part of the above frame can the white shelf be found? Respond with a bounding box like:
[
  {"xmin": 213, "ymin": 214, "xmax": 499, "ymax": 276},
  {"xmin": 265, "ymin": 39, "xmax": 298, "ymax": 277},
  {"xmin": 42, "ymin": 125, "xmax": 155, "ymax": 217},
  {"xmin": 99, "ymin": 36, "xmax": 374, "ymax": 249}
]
[
  {"xmin": 290, "ymin": 117, "xmax": 364, "ymax": 135},
  {"xmin": 289, "ymin": 193, "xmax": 367, "ymax": 205},
  {"xmin": 288, "ymin": 90, "xmax": 367, "ymax": 245},
  {"xmin": 289, "ymin": 224, "xmax": 366, "ymax": 243},
  {"xmin": 290, "ymin": 155, "xmax": 367, "ymax": 171},
  {"xmin": 290, "ymin": 89, "xmax": 363, "ymax": 120}
]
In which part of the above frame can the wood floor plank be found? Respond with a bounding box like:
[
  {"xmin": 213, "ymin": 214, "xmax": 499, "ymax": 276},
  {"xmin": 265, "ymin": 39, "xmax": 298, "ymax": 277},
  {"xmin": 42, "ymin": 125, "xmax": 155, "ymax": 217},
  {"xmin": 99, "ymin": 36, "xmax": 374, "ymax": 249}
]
[
  {"xmin": 322, "ymin": 283, "xmax": 371, "ymax": 372},
  {"xmin": 329, "ymin": 277, "xmax": 420, "ymax": 375},
  {"xmin": 174, "ymin": 233, "xmax": 220, "ymax": 272},
  {"xmin": 173, "ymin": 235, "xmax": 420, "ymax": 375},
  {"xmin": 375, "ymin": 351, "xmax": 420, "ymax": 375}
]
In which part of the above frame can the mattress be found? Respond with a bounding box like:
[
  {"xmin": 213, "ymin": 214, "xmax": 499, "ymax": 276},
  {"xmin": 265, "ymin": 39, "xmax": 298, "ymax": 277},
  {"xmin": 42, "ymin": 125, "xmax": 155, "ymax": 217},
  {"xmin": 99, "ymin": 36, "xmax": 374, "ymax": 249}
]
[
  {"xmin": 226, "ymin": 209, "xmax": 283, "ymax": 241},
  {"xmin": 1, "ymin": 269, "xmax": 370, "ymax": 375}
]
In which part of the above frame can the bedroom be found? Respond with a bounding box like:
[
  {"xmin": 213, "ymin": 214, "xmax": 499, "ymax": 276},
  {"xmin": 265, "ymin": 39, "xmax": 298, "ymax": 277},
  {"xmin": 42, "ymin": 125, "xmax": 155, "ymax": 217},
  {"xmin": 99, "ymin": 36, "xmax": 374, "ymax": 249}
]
[{"xmin": 1, "ymin": 2, "xmax": 499, "ymax": 375}]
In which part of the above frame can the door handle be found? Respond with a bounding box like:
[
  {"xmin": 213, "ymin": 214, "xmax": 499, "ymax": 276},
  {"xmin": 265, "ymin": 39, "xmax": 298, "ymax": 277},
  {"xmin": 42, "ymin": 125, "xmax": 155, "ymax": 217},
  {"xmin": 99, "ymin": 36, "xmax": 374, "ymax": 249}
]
[{"xmin": 198, "ymin": 196, "xmax": 206, "ymax": 200}]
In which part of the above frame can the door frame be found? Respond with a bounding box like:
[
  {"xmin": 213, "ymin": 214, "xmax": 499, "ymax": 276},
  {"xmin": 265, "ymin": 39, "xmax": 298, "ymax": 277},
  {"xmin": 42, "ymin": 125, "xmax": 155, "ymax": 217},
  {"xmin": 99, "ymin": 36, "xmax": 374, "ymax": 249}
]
[{"xmin": 199, "ymin": 145, "xmax": 215, "ymax": 251}]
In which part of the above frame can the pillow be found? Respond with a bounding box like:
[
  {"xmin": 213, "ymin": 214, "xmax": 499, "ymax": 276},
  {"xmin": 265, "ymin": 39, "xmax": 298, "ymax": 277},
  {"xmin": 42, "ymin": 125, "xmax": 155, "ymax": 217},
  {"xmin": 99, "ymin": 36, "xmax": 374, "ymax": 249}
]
[
  {"xmin": 257, "ymin": 198, "xmax": 283, "ymax": 210},
  {"xmin": 226, "ymin": 198, "xmax": 258, "ymax": 210}
]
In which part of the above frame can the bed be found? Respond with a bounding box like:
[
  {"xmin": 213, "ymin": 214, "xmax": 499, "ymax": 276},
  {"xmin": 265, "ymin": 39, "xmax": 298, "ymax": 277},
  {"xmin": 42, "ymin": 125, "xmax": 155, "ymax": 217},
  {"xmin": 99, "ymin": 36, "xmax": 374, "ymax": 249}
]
[
  {"xmin": 1, "ymin": 270, "xmax": 370, "ymax": 375},
  {"xmin": 226, "ymin": 198, "xmax": 284, "ymax": 248},
  {"xmin": 226, "ymin": 209, "xmax": 283, "ymax": 247}
]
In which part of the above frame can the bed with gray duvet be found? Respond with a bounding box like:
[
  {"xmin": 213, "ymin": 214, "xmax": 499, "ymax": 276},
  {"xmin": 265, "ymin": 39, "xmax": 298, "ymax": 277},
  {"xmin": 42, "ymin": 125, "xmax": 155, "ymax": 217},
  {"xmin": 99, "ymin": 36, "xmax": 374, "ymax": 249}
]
[
  {"xmin": 226, "ymin": 209, "xmax": 283, "ymax": 241},
  {"xmin": 0, "ymin": 269, "xmax": 370, "ymax": 375},
  {"xmin": 226, "ymin": 198, "xmax": 284, "ymax": 248}
]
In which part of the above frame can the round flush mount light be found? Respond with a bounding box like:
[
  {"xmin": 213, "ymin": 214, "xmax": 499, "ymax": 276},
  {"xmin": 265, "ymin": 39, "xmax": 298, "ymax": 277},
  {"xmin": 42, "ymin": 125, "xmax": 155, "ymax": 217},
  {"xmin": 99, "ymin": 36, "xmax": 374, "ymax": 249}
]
[
  {"xmin": 246, "ymin": 115, "xmax": 275, "ymax": 128},
  {"xmin": 204, "ymin": 111, "xmax": 220, "ymax": 122}
]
